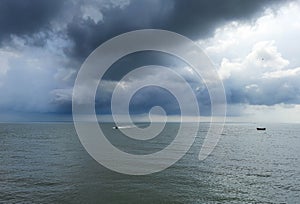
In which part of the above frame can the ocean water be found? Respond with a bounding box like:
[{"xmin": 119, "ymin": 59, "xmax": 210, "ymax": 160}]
[{"xmin": 1, "ymin": 122, "xmax": 300, "ymax": 203}]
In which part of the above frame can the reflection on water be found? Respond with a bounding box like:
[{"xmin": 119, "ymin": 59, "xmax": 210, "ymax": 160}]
[{"xmin": 1, "ymin": 123, "xmax": 300, "ymax": 203}]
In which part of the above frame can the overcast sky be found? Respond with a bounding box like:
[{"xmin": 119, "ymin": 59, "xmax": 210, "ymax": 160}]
[{"xmin": 0, "ymin": 0, "xmax": 300, "ymax": 122}]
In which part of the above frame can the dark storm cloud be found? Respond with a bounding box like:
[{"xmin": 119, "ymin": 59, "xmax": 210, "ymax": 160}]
[
  {"xmin": 0, "ymin": 0, "xmax": 295, "ymax": 119},
  {"xmin": 165, "ymin": 0, "xmax": 285, "ymax": 39},
  {"xmin": 66, "ymin": 0, "xmax": 287, "ymax": 61},
  {"xmin": 0, "ymin": 0, "xmax": 62, "ymax": 43},
  {"xmin": 93, "ymin": 50, "xmax": 213, "ymax": 116},
  {"xmin": 0, "ymin": 0, "xmax": 289, "ymax": 61},
  {"xmin": 96, "ymin": 86, "xmax": 181, "ymax": 115},
  {"xmin": 62, "ymin": 0, "xmax": 288, "ymax": 116},
  {"xmin": 0, "ymin": 0, "xmax": 289, "ymax": 58},
  {"xmin": 66, "ymin": 0, "xmax": 173, "ymax": 60}
]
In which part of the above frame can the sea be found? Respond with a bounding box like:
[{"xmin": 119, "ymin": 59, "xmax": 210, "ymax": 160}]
[{"xmin": 1, "ymin": 122, "xmax": 299, "ymax": 203}]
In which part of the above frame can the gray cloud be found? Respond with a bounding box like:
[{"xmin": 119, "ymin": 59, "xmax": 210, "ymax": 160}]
[
  {"xmin": 0, "ymin": 0, "xmax": 62, "ymax": 44},
  {"xmin": 165, "ymin": 0, "xmax": 285, "ymax": 39},
  {"xmin": 220, "ymin": 41, "xmax": 300, "ymax": 107},
  {"xmin": 66, "ymin": 0, "xmax": 173, "ymax": 60},
  {"xmin": 66, "ymin": 0, "xmax": 288, "ymax": 61},
  {"xmin": 0, "ymin": 0, "xmax": 289, "ymax": 60},
  {"xmin": 0, "ymin": 0, "xmax": 296, "ymax": 119},
  {"xmin": 0, "ymin": 0, "xmax": 290, "ymax": 58}
]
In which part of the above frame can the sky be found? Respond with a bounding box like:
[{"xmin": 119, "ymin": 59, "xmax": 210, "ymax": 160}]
[{"xmin": 0, "ymin": 0, "xmax": 300, "ymax": 122}]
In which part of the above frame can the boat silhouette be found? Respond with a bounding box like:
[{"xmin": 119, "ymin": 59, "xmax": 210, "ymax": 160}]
[{"xmin": 257, "ymin": 127, "xmax": 266, "ymax": 131}]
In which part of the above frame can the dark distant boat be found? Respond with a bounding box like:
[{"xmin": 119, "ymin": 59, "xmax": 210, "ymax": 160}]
[{"xmin": 257, "ymin": 127, "xmax": 266, "ymax": 131}]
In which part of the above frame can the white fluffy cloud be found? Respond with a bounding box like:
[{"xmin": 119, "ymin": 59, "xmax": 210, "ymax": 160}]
[
  {"xmin": 198, "ymin": 2, "xmax": 300, "ymax": 122},
  {"xmin": 200, "ymin": 2, "xmax": 300, "ymax": 66},
  {"xmin": 218, "ymin": 41, "xmax": 290, "ymax": 80}
]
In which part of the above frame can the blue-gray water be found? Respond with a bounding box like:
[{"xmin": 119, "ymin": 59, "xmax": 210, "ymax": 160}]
[{"xmin": 1, "ymin": 123, "xmax": 300, "ymax": 203}]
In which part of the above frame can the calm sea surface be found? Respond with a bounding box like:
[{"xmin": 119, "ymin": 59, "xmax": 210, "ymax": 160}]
[{"xmin": 1, "ymin": 122, "xmax": 299, "ymax": 203}]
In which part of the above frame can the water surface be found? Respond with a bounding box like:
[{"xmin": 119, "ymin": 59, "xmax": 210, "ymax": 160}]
[{"xmin": 1, "ymin": 123, "xmax": 299, "ymax": 203}]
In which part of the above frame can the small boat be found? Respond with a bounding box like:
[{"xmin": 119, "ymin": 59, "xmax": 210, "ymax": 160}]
[
  {"xmin": 257, "ymin": 127, "xmax": 266, "ymax": 131},
  {"xmin": 113, "ymin": 126, "xmax": 119, "ymax": 129}
]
